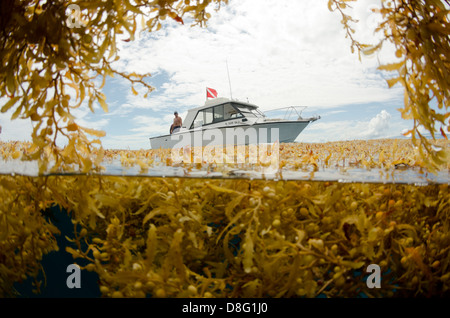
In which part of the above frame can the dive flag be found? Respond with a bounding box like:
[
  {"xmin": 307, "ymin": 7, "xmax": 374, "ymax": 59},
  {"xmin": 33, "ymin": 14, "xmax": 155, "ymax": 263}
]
[{"xmin": 206, "ymin": 87, "xmax": 218, "ymax": 99}]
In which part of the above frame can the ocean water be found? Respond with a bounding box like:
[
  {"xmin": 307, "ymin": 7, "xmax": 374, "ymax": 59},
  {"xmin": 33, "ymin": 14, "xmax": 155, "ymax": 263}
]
[
  {"xmin": 1, "ymin": 157, "xmax": 448, "ymax": 184},
  {"xmin": 1, "ymin": 141, "xmax": 449, "ymax": 298}
]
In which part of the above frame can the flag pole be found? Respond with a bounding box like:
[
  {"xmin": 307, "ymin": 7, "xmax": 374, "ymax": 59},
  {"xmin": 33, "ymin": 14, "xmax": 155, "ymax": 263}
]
[{"xmin": 226, "ymin": 59, "xmax": 233, "ymax": 100}]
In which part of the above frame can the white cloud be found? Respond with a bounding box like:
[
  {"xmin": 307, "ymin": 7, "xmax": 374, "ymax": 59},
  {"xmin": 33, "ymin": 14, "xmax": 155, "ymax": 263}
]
[
  {"xmin": 323, "ymin": 110, "xmax": 347, "ymax": 116},
  {"xmin": 0, "ymin": 97, "xmax": 33, "ymax": 142},
  {"xmin": 297, "ymin": 109, "xmax": 406, "ymax": 143},
  {"xmin": 112, "ymin": 0, "xmax": 402, "ymax": 113},
  {"xmin": 363, "ymin": 109, "xmax": 392, "ymax": 139},
  {"xmin": 130, "ymin": 115, "xmax": 169, "ymax": 134},
  {"xmin": 0, "ymin": 114, "xmax": 33, "ymax": 143}
]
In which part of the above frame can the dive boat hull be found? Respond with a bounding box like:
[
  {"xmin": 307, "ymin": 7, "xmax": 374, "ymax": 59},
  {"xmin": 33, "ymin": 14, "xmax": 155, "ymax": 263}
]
[{"xmin": 149, "ymin": 120, "xmax": 312, "ymax": 149}]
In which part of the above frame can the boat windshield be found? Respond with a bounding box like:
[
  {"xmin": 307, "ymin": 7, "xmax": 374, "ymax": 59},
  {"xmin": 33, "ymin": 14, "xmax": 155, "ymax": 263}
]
[{"xmin": 234, "ymin": 106, "xmax": 264, "ymax": 118}]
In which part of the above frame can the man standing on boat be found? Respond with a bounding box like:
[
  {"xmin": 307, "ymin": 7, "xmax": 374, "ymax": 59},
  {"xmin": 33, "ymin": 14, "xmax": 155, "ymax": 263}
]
[{"xmin": 170, "ymin": 111, "xmax": 182, "ymax": 134}]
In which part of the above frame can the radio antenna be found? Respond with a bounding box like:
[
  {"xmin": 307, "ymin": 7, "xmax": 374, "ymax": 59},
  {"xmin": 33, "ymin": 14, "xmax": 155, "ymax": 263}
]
[{"xmin": 226, "ymin": 59, "xmax": 233, "ymax": 100}]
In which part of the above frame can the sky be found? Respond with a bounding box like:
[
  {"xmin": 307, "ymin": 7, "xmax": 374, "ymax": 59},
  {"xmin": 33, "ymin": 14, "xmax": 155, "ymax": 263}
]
[{"xmin": 0, "ymin": 0, "xmax": 428, "ymax": 150}]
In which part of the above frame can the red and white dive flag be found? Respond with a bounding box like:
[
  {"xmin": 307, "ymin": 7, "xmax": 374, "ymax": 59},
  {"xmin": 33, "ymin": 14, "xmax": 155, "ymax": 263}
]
[{"xmin": 206, "ymin": 87, "xmax": 218, "ymax": 99}]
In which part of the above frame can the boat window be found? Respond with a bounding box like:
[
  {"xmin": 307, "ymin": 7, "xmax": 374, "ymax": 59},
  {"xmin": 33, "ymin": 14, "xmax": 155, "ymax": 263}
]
[
  {"xmin": 204, "ymin": 108, "xmax": 213, "ymax": 125},
  {"xmin": 192, "ymin": 113, "xmax": 203, "ymax": 128},
  {"xmin": 213, "ymin": 105, "xmax": 224, "ymax": 122}
]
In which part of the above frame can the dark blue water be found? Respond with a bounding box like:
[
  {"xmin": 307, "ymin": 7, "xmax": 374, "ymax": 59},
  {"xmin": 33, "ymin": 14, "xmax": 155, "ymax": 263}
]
[{"xmin": 13, "ymin": 205, "xmax": 101, "ymax": 298}]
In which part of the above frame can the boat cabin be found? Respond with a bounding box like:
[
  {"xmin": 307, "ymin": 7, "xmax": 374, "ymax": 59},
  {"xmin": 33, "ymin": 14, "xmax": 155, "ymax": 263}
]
[{"xmin": 182, "ymin": 98, "xmax": 265, "ymax": 130}]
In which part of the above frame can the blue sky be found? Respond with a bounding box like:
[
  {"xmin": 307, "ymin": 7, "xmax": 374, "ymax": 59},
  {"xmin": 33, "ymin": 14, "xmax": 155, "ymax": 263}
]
[{"xmin": 0, "ymin": 0, "xmax": 428, "ymax": 149}]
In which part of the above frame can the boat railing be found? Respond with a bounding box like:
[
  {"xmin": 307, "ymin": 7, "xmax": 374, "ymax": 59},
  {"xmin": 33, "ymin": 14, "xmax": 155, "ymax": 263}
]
[{"xmin": 263, "ymin": 106, "xmax": 308, "ymax": 121}]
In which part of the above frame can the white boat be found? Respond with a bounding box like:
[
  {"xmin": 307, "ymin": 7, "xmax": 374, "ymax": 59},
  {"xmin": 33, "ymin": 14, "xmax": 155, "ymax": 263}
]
[{"xmin": 149, "ymin": 97, "xmax": 320, "ymax": 149}]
